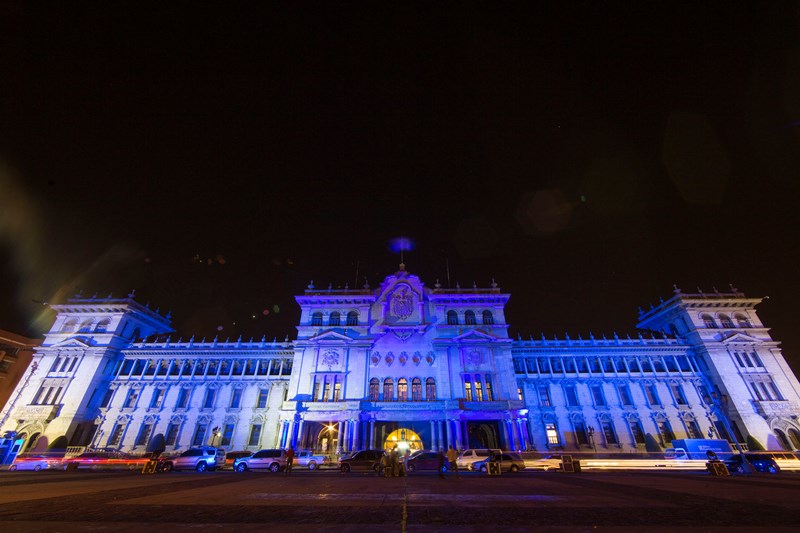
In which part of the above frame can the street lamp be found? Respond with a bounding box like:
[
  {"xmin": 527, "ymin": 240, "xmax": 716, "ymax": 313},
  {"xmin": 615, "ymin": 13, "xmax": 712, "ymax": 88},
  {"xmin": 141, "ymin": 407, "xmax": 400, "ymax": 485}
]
[
  {"xmin": 587, "ymin": 426, "xmax": 596, "ymax": 453},
  {"xmin": 211, "ymin": 426, "xmax": 221, "ymax": 447}
]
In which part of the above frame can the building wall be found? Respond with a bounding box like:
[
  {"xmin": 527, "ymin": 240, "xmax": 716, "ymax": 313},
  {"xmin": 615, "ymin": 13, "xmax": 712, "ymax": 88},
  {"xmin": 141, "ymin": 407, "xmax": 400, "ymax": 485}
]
[{"xmin": 2, "ymin": 276, "xmax": 800, "ymax": 455}]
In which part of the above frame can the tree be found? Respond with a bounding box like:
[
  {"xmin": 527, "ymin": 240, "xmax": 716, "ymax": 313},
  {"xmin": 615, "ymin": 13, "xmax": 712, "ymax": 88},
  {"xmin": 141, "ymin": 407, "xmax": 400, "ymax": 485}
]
[
  {"xmin": 644, "ymin": 433, "xmax": 662, "ymax": 453},
  {"xmin": 746, "ymin": 435, "xmax": 765, "ymax": 451},
  {"xmin": 147, "ymin": 433, "xmax": 166, "ymax": 455}
]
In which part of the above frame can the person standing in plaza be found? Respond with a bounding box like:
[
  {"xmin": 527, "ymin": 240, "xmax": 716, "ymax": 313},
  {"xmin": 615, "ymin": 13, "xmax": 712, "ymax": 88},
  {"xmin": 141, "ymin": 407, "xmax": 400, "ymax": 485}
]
[
  {"xmin": 446, "ymin": 445, "xmax": 460, "ymax": 478},
  {"xmin": 285, "ymin": 446, "xmax": 294, "ymax": 475},
  {"xmin": 437, "ymin": 449, "xmax": 446, "ymax": 479}
]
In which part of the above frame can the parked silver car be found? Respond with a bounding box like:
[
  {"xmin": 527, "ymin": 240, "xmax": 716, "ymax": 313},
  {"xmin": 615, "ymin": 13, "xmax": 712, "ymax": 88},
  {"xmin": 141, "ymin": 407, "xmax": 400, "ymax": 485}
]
[
  {"xmin": 472, "ymin": 452, "xmax": 526, "ymax": 473},
  {"xmin": 234, "ymin": 449, "xmax": 287, "ymax": 472},
  {"xmin": 166, "ymin": 447, "xmax": 225, "ymax": 472}
]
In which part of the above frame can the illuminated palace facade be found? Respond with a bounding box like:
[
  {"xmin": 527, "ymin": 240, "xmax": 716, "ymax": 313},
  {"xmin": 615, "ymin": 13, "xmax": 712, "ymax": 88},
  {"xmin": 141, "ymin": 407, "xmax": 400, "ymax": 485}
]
[{"xmin": 3, "ymin": 266, "xmax": 800, "ymax": 456}]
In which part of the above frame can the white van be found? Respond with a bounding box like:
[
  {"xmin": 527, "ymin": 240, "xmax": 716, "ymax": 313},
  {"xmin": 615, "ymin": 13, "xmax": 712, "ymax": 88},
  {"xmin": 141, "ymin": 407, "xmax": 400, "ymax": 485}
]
[{"xmin": 457, "ymin": 449, "xmax": 501, "ymax": 470}]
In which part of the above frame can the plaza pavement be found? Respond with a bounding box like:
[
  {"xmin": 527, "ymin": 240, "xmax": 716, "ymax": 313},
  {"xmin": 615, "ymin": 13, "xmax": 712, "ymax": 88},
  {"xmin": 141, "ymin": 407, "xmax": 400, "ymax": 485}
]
[{"xmin": 0, "ymin": 469, "xmax": 798, "ymax": 532}]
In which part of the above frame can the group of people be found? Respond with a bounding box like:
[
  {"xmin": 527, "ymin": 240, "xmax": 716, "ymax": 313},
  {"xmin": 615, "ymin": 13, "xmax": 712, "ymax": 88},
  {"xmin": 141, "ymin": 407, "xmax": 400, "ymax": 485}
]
[{"xmin": 377, "ymin": 445, "xmax": 461, "ymax": 479}]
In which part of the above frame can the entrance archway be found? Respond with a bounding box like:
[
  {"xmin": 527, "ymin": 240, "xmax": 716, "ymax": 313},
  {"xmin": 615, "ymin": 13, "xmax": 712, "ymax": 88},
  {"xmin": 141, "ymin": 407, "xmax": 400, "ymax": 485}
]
[{"xmin": 383, "ymin": 428, "xmax": 423, "ymax": 454}]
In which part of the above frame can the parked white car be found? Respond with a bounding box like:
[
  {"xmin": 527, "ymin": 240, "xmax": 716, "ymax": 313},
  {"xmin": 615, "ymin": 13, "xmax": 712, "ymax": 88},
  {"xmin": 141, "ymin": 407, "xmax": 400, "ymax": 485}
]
[
  {"xmin": 295, "ymin": 450, "xmax": 329, "ymax": 470},
  {"xmin": 457, "ymin": 449, "xmax": 501, "ymax": 470},
  {"xmin": 9, "ymin": 454, "xmax": 64, "ymax": 471}
]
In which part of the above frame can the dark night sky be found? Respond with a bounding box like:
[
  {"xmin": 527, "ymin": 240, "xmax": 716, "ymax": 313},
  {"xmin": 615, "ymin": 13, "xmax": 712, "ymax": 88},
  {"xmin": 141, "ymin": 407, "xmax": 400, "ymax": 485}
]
[{"xmin": 1, "ymin": 3, "xmax": 799, "ymax": 368}]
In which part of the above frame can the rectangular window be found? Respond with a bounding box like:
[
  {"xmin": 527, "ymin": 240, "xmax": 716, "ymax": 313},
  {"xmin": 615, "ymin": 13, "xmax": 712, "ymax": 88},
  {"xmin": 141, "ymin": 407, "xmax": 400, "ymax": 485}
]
[
  {"xmin": 150, "ymin": 389, "xmax": 165, "ymax": 409},
  {"xmin": 474, "ymin": 376, "xmax": 483, "ymax": 402},
  {"xmin": 68, "ymin": 358, "xmax": 79, "ymax": 372},
  {"xmin": 733, "ymin": 352, "xmax": 745, "ymax": 367},
  {"xmin": 230, "ymin": 388, "xmax": 242, "ymax": 409},
  {"xmin": 545, "ymin": 422, "xmax": 559, "ymax": 445},
  {"xmin": 670, "ymin": 384, "xmax": 687, "ymax": 405},
  {"xmin": 749, "ymin": 382, "xmax": 764, "ymax": 401},
  {"xmin": 203, "ymin": 389, "xmax": 216, "ymax": 409},
  {"xmin": 312, "ymin": 378, "xmax": 321, "ymax": 402},
  {"xmin": 658, "ymin": 421, "xmax": 675, "ymax": 444},
  {"xmin": 565, "ymin": 385, "xmax": 579, "ymax": 407},
  {"xmin": 135, "ymin": 424, "xmax": 153, "ymax": 446},
  {"xmin": 108, "ymin": 424, "xmax": 125, "ymax": 447},
  {"xmin": 333, "ymin": 378, "xmax": 342, "ymax": 402},
  {"xmin": 248, "ymin": 424, "xmax": 262, "ymax": 446},
  {"xmin": 176, "ymin": 388, "xmax": 189, "ymax": 409},
  {"xmin": 591, "ymin": 384, "xmax": 606, "ymax": 406},
  {"xmin": 123, "ymin": 389, "xmax": 138, "ymax": 408},
  {"xmin": 538, "ymin": 385, "xmax": 551, "ymax": 407},
  {"xmin": 768, "ymin": 380, "xmax": 782, "ymax": 401},
  {"xmin": 574, "ymin": 421, "xmax": 588, "ymax": 445},
  {"xmin": 601, "ymin": 421, "xmax": 618, "ymax": 445},
  {"xmin": 165, "ymin": 423, "xmax": 180, "ymax": 446},
  {"xmin": 257, "ymin": 388, "xmax": 269, "ymax": 408},
  {"xmin": 517, "ymin": 387, "xmax": 523, "ymax": 401},
  {"xmin": 192, "ymin": 423, "xmax": 208, "ymax": 447},
  {"xmin": 464, "ymin": 379, "xmax": 473, "ymax": 402},
  {"xmin": 751, "ymin": 351, "xmax": 764, "ymax": 367},
  {"xmin": 322, "ymin": 377, "xmax": 331, "ymax": 402},
  {"xmin": 645, "ymin": 384, "xmax": 660, "ymax": 406},
  {"xmin": 221, "ymin": 423, "xmax": 234, "ymax": 446},
  {"xmin": 629, "ymin": 420, "xmax": 646, "ymax": 444},
  {"xmin": 617, "ymin": 385, "xmax": 633, "ymax": 406},
  {"xmin": 99, "ymin": 389, "xmax": 114, "ymax": 408},
  {"xmin": 484, "ymin": 375, "xmax": 493, "ymax": 401},
  {"xmin": 686, "ymin": 420, "xmax": 703, "ymax": 439}
]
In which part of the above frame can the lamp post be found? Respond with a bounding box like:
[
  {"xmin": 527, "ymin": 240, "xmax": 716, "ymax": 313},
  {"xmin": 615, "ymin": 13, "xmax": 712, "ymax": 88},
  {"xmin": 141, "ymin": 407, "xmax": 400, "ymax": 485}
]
[
  {"xmin": 587, "ymin": 425, "xmax": 596, "ymax": 453},
  {"xmin": 211, "ymin": 426, "xmax": 220, "ymax": 447}
]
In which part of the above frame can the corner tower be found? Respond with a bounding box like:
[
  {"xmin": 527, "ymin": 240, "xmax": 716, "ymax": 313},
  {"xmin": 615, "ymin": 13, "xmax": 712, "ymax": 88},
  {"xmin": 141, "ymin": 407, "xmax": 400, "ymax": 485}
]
[
  {"xmin": 0, "ymin": 293, "xmax": 173, "ymax": 452},
  {"xmin": 637, "ymin": 287, "xmax": 800, "ymax": 451}
]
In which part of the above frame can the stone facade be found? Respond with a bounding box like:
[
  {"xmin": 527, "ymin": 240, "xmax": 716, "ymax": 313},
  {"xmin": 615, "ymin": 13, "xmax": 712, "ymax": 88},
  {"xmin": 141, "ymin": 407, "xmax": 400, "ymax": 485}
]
[{"xmin": 2, "ymin": 269, "xmax": 800, "ymax": 455}]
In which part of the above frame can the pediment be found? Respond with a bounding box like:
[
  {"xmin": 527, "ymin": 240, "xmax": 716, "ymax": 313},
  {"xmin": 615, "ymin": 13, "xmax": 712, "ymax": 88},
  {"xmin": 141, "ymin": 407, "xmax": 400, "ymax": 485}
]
[
  {"xmin": 306, "ymin": 330, "xmax": 353, "ymax": 343},
  {"xmin": 720, "ymin": 332, "xmax": 763, "ymax": 345},
  {"xmin": 47, "ymin": 336, "xmax": 95, "ymax": 349},
  {"xmin": 453, "ymin": 329, "xmax": 499, "ymax": 342}
]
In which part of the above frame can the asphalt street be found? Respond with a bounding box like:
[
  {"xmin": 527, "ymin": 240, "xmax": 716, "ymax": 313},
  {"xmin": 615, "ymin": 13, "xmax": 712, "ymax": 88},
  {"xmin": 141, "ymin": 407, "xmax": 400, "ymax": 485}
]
[{"xmin": 0, "ymin": 469, "xmax": 798, "ymax": 532}]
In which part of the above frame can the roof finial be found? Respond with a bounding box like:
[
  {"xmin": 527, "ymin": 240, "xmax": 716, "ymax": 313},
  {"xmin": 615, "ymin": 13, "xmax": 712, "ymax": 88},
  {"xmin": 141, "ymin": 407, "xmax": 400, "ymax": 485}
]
[
  {"xmin": 673, "ymin": 283, "xmax": 681, "ymax": 294},
  {"xmin": 308, "ymin": 280, "xmax": 315, "ymax": 290},
  {"xmin": 729, "ymin": 283, "xmax": 738, "ymax": 292},
  {"xmin": 127, "ymin": 289, "xmax": 136, "ymax": 299},
  {"xmin": 491, "ymin": 278, "xmax": 498, "ymax": 289}
]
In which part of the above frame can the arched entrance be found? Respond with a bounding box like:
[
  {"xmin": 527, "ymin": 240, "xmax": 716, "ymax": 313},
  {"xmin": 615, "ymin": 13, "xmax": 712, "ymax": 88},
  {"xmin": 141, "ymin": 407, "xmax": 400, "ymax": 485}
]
[
  {"xmin": 314, "ymin": 423, "xmax": 339, "ymax": 454},
  {"xmin": 383, "ymin": 428, "xmax": 423, "ymax": 454}
]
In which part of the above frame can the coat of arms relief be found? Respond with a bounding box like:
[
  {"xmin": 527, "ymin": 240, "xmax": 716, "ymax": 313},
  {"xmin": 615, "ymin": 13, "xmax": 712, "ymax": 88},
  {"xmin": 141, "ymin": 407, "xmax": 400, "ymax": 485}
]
[{"xmin": 389, "ymin": 286, "xmax": 415, "ymax": 320}]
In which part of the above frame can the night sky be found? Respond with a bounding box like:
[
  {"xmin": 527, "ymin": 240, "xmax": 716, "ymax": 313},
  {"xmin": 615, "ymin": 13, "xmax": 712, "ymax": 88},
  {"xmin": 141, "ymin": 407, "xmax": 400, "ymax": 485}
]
[{"xmin": 1, "ymin": 4, "xmax": 799, "ymax": 368}]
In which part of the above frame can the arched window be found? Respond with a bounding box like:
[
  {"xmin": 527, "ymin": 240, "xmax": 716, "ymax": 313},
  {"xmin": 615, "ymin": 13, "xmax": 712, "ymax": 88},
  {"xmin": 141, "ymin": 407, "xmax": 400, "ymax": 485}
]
[
  {"xmin": 734, "ymin": 313, "xmax": 752, "ymax": 328},
  {"xmin": 701, "ymin": 314, "xmax": 717, "ymax": 329},
  {"xmin": 383, "ymin": 378, "xmax": 394, "ymax": 401},
  {"xmin": 346, "ymin": 311, "xmax": 358, "ymax": 326},
  {"xmin": 774, "ymin": 429, "xmax": 792, "ymax": 451},
  {"xmin": 425, "ymin": 378, "xmax": 436, "ymax": 401},
  {"xmin": 411, "ymin": 378, "xmax": 422, "ymax": 401},
  {"xmin": 61, "ymin": 318, "xmax": 78, "ymax": 333},
  {"xmin": 464, "ymin": 310, "xmax": 476, "ymax": 325},
  {"xmin": 447, "ymin": 310, "xmax": 458, "ymax": 325},
  {"xmin": 78, "ymin": 319, "xmax": 94, "ymax": 333},
  {"xmin": 94, "ymin": 319, "xmax": 112, "ymax": 333},
  {"xmin": 719, "ymin": 314, "xmax": 734, "ymax": 328},
  {"xmin": 788, "ymin": 428, "xmax": 800, "ymax": 449},
  {"xmin": 329, "ymin": 312, "xmax": 340, "ymax": 326},
  {"xmin": 482, "ymin": 310, "xmax": 494, "ymax": 325},
  {"xmin": 311, "ymin": 312, "xmax": 323, "ymax": 326},
  {"xmin": 397, "ymin": 378, "xmax": 408, "ymax": 402},
  {"xmin": 368, "ymin": 378, "xmax": 380, "ymax": 401}
]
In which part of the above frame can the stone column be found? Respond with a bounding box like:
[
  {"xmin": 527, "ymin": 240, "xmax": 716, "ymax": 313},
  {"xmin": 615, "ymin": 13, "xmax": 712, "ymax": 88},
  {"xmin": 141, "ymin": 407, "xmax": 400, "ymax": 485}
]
[
  {"xmin": 445, "ymin": 419, "xmax": 453, "ymax": 449},
  {"xmin": 430, "ymin": 420, "xmax": 437, "ymax": 451},
  {"xmin": 454, "ymin": 419, "xmax": 462, "ymax": 450},
  {"xmin": 351, "ymin": 419, "xmax": 359, "ymax": 451},
  {"xmin": 336, "ymin": 421, "xmax": 344, "ymax": 455},
  {"xmin": 461, "ymin": 420, "xmax": 469, "ymax": 449},
  {"xmin": 369, "ymin": 419, "xmax": 375, "ymax": 449},
  {"xmin": 295, "ymin": 419, "xmax": 304, "ymax": 449}
]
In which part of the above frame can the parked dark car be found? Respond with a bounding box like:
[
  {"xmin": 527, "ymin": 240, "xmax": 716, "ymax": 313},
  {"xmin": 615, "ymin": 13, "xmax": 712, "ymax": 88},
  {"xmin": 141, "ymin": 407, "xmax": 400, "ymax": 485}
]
[
  {"xmin": 406, "ymin": 451, "xmax": 447, "ymax": 473},
  {"xmin": 725, "ymin": 453, "xmax": 780, "ymax": 474},
  {"xmin": 339, "ymin": 449, "xmax": 384, "ymax": 472}
]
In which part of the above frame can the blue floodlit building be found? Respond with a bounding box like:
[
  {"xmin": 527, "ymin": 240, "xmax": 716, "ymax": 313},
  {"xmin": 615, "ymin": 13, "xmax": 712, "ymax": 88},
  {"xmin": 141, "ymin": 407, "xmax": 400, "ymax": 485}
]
[{"xmin": 2, "ymin": 265, "xmax": 800, "ymax": 456}]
